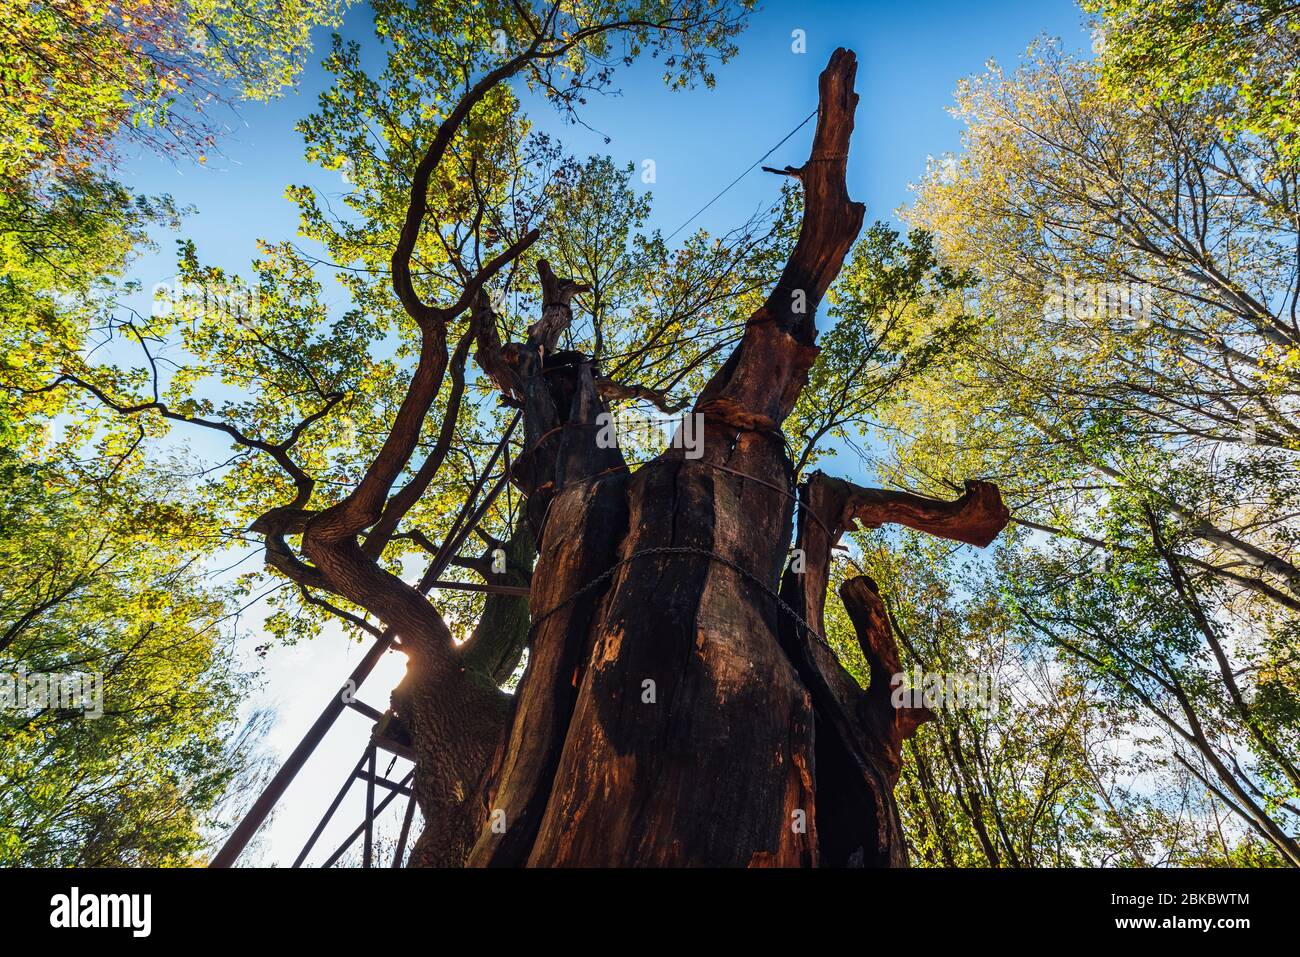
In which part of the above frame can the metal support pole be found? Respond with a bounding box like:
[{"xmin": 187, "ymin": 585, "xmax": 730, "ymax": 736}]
[
  {"xmin": 210, "ymin": 630, "xmax": 396, "ymax": 867},
  {"xmin": 322, "ymin": 768, "xmax": 414, "ymax": 868},
  {"xmin": 363, "ymin": 744, "xmax": 376, "ymax": 869},
  {"xmin": 392, "ymin": 790, "xmax": 419, "ymax": 868},
  {"xmin": 292, "ymin": 751, "xmax": 370, "ymax": 868}
]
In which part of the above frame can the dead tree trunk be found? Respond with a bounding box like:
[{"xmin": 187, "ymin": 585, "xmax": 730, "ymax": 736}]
[{"xmin": 452, "ymin": 50, "xmax": 1010, "ymax": 867}]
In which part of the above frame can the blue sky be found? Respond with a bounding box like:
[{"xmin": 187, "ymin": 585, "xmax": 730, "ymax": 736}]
[
  {"xmin": 115, "ymin": 0, "xmax": 1094, "ymax": 865},
  {"xmin": 122, "ymin": 0, "xmax": 1095, "ymax": 291}
]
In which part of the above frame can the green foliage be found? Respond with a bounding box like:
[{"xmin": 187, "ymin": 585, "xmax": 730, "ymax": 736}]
[
  {"xmin": 788, "ymin": 222, "xmax": 977, "ymax": 475},
  {"xmin": 96, "ymin": 1, "xmax": 762, "ymax": 644},
  {"xmin": 0, "ymin": 447, "xmax": 261, "ymax": 865},
  {"xmin": 0, "ymin": 0, "xmax": 347, "ymax": 182},
  {"xmin": 0, "ymin": 0, "xmax": 344, "ymax": 867},
  {"xmin": 867, "ymin": 19, "xmax": 1300, "ymax": 864},
  {"xmin": 0, "ymin": 175, "xmax": 179, "ymax": 435},
  {"xmin": 1086, "ymin": 0, "xmax": 1300, "ymax": 163},
  {"xmin": 833, "ymin": 528, "xmax": 1288, "ymax": 865}
]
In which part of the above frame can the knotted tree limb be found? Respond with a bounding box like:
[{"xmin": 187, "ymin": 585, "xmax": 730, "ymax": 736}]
[
  {"xmin": 592, "ymin": 378, "xmax": 688, "ymax": 413},
  {"xmin": 839, "ymin": 479, "xmax": 1010, "ymax": 548},
  {"xmin": 696, "ymin": 47, "xmax": 865, "ymax": 434},
  {"xmin": 777, "ymin": 471, "xmax": 1009, "ymax": 865},
  {"xmin": 840, "ymin": 575, "xmax": 934, "ymax": 785},
  {"xmin": 785, "ymin": 471, "xmax": 1009, "ymax": 639},
  {"xmin": 362, "ymin": 321, "xmax": 480, "ymax": 560}
]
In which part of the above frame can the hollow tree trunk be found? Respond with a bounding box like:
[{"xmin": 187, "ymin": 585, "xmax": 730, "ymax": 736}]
[{"xmin": 420, "ymin": 49, "xmax": 1009, "ymax": 867}]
